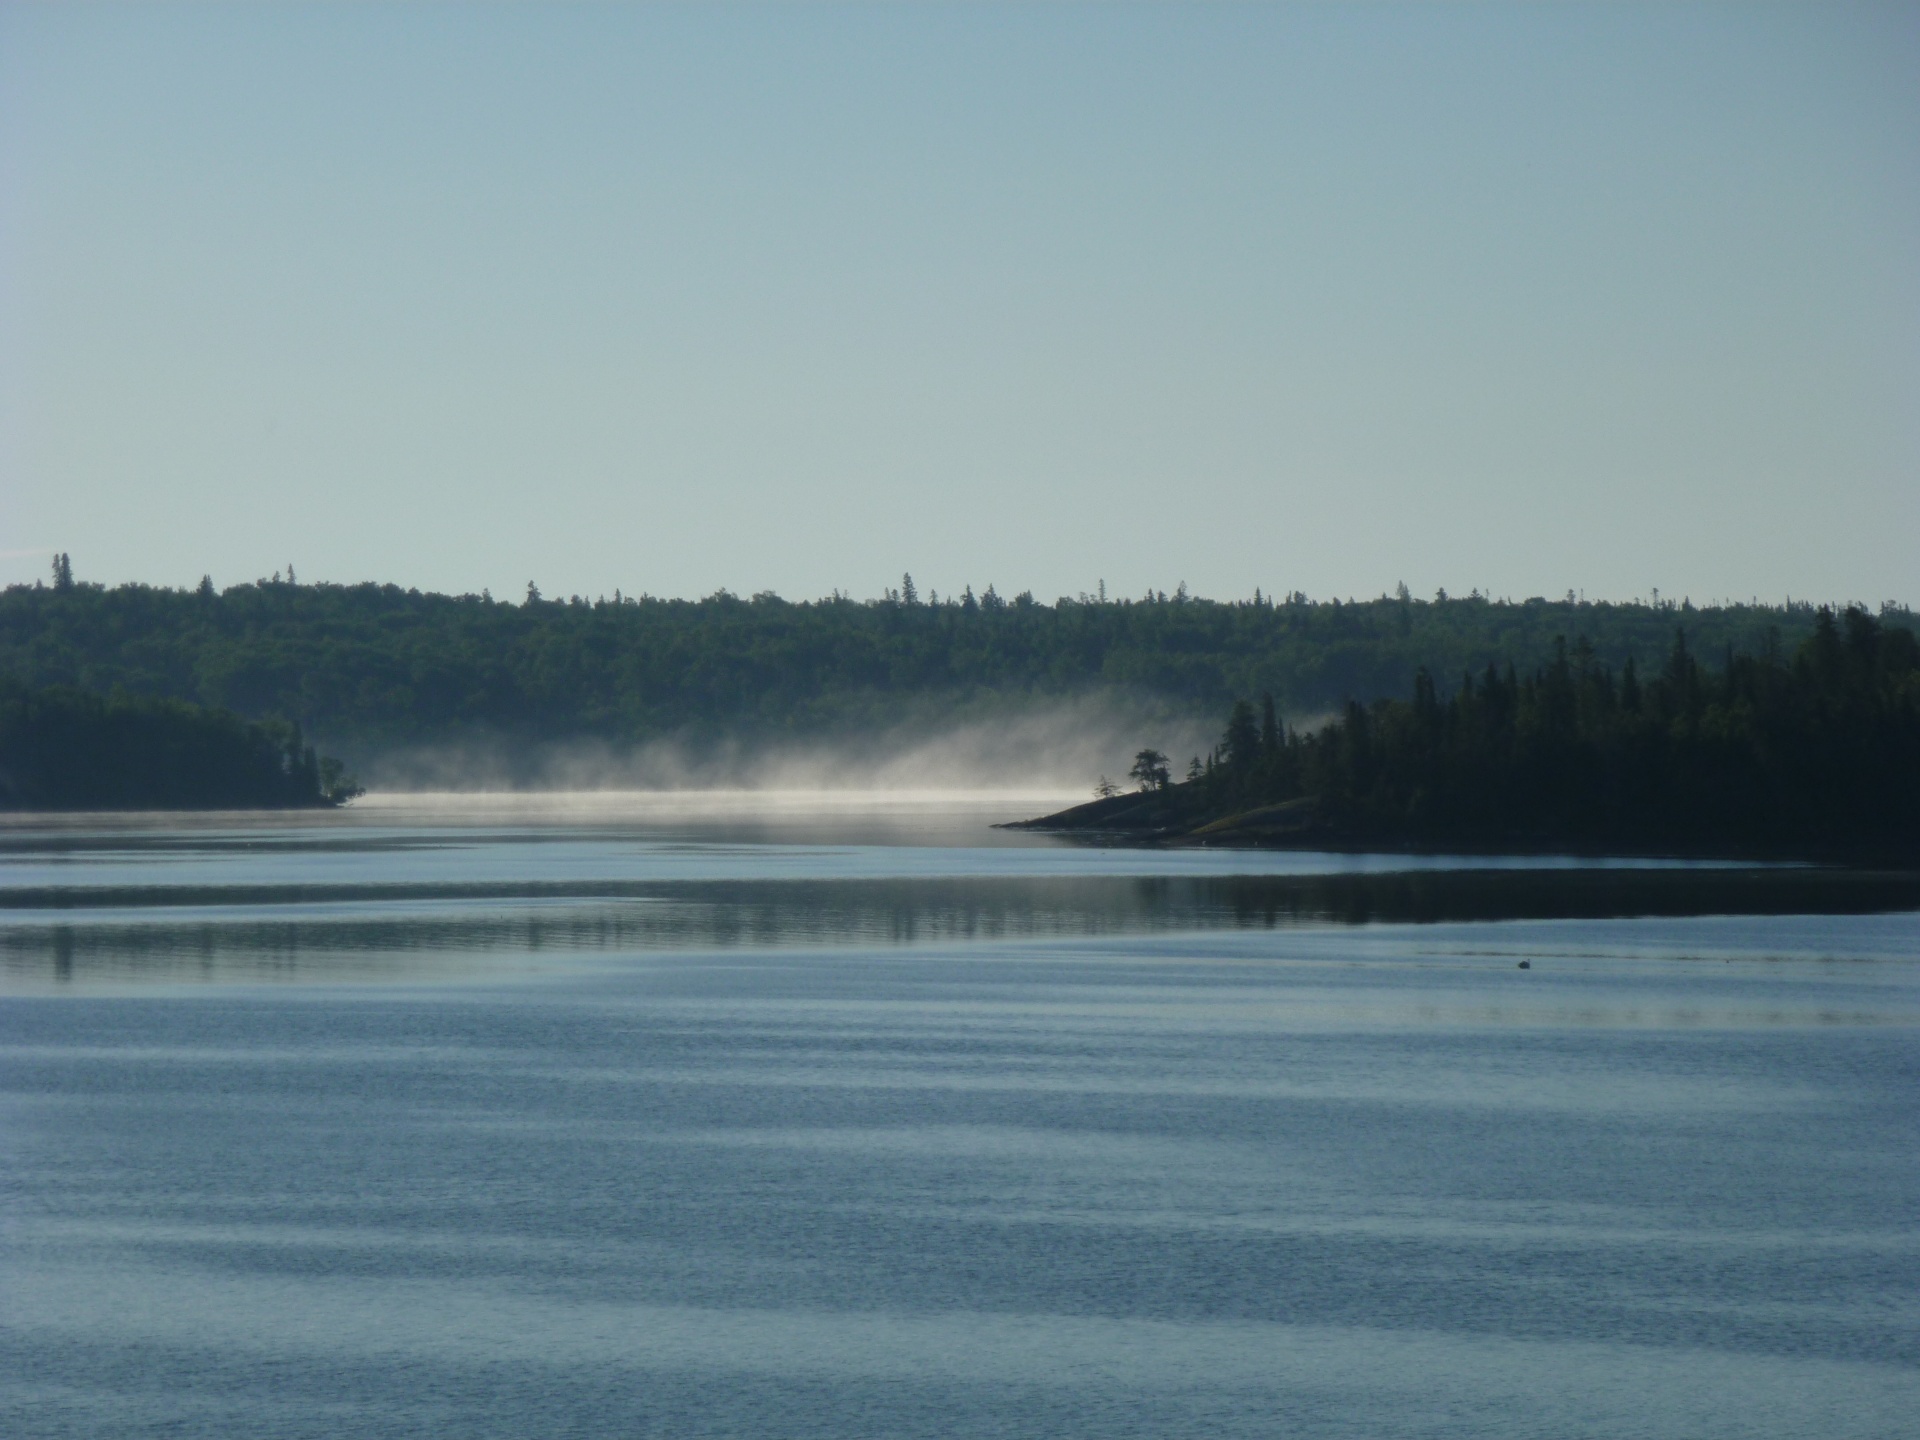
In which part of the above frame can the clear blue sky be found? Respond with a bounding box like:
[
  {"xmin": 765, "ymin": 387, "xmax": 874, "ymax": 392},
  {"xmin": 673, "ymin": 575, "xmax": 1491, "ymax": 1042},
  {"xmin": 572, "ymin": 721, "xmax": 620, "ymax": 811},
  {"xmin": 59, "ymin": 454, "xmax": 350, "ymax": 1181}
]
[{"xmin": 2, "ymin": 2, "xmax": 1915, "ymax": 606}]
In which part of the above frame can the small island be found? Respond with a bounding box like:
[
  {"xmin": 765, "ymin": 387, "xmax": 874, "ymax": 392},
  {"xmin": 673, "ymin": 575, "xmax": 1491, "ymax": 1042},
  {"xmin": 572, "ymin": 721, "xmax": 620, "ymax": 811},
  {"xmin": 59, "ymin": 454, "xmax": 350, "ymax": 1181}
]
[
  {"xmin": 0, "ymin": 681, "xmax": 360, "ymax": 811},
  {"xmin": 1013, "ymin": 606, "xmax": 1920, "ymax": 863}
]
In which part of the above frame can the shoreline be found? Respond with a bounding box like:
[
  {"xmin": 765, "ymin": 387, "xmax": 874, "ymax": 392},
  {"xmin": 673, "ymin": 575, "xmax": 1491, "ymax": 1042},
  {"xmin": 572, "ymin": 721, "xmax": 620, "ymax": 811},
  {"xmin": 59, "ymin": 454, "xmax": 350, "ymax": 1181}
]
[{"xmin": 999, "ymin": 796, "xmax": 1920, "ymax": 869}]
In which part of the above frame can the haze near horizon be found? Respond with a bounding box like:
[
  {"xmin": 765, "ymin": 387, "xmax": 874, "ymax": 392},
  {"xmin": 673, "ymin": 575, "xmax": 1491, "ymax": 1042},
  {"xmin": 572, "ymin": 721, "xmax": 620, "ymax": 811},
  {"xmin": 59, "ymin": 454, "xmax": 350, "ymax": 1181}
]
[{"xmin": 2, "ymin": 2, "xmax": 1915, "ymax": 606}]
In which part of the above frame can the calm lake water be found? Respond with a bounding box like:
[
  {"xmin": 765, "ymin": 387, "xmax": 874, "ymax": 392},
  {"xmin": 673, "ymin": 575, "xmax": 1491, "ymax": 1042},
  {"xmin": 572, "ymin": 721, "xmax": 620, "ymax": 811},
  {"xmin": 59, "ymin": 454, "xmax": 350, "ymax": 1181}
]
[{"xmin": 3, "ymin": 793, "xmax": 1917, "ymax": 1438}]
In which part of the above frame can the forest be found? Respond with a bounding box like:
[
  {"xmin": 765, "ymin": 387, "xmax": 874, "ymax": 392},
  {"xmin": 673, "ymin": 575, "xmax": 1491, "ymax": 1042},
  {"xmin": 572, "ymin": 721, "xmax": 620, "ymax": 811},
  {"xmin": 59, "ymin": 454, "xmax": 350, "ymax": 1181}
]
[
  {"xmin": 1032, "ymin": 606, "xmax": 1920, "ymax": 860},
  {"xmin": 0, "ymin": 681, "xmax": 360, "ymax": 811},
  {"xmin": 4, "ymin": 563, "xmax": 1908, "ymax": 762}
]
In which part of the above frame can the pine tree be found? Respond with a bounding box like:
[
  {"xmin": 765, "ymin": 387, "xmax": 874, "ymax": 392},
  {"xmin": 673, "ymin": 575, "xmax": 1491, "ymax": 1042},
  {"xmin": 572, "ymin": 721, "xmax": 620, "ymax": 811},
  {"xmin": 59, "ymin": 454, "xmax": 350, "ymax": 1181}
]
[
  {"xmin": 1128, "ymin": 749, "xmax": 1170, "ymax": 792},
  {"xmin": 1222, "ymin": 701, "xmax": 1260, "ymax": 771}
]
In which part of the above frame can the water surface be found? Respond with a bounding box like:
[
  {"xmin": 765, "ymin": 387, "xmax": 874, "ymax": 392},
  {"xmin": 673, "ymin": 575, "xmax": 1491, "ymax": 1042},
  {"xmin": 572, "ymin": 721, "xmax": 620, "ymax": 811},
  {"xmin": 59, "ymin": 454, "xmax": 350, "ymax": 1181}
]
[{"xmin": 2, "ymin": 795, "xmax": 1915, "ymax": 1437}]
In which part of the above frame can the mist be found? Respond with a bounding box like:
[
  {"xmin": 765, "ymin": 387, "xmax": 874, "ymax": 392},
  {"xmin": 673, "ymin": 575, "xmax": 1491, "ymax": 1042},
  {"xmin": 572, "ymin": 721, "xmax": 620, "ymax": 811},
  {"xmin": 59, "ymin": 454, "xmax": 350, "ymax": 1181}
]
[{"xmin": 352, "ymin": 693, "xmax": 1221, "ymax": 797}]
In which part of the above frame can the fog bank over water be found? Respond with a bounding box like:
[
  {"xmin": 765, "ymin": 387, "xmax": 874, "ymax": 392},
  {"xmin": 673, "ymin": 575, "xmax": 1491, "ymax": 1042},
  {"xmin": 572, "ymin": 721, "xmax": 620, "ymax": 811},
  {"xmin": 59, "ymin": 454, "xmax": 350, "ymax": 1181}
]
[{"xmin": 353, "ymin": 696, "xmax": 1221, "ymax": 797}]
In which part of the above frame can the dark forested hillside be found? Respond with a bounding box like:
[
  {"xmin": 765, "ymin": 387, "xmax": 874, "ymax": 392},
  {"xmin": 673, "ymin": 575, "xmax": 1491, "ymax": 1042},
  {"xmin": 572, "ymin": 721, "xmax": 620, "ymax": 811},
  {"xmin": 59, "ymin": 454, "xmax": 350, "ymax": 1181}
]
[
  {"xmin": 0, "ymin": 681, "xmax": 360, "ymax": 811},
  {"xmin": 1, "ymin": 571, "xmax": 1911, "ymax": 763},
  {"xmin": 1029, "ymin": 606, "xmax": 1920, "ymax": 860}
]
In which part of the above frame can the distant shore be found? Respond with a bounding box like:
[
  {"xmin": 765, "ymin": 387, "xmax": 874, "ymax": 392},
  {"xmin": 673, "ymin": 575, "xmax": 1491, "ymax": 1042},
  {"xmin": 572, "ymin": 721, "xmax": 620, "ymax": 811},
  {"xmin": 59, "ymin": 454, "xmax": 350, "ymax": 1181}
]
[
  {"xmin": 1016, "ymin": 606, "xmax": 1920, "ymax": 867},
  {"xmin": 0, "ymin": 682, "xmax": 360, "ymax": 812}
]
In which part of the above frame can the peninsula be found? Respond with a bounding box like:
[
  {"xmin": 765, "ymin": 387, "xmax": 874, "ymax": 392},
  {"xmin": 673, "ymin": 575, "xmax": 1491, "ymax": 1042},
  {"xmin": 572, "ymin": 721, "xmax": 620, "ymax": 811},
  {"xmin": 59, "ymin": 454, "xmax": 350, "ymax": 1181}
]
[
  {"xmin": 1013, "ymin": 606, "xmax": 1920, "ymax": 863},
  {"xmin": 0, "ymin": 681, "xmax": 360, "ymax": 811}
]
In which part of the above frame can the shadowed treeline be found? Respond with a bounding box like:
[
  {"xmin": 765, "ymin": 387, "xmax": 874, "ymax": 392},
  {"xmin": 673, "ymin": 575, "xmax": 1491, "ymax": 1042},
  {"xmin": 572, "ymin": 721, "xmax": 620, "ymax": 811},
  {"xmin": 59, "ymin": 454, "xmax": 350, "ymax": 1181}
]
[
  {"xmin": 1032, "ymin": 607, "xmax": 1920, "ymax": 860},
  {"xmin": 0, "ymin": 681, "xmax": 361, "ymax": 811},
  {"xmin": 4, "ymin": 569, "xmax": 1907, "ymax": 762}
]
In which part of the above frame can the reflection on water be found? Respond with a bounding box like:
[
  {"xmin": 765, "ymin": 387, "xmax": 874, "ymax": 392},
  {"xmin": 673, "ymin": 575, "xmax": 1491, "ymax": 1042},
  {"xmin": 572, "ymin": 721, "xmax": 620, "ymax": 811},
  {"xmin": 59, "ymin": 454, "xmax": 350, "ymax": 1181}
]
[
  {"xmin": 3, "ymin": 801, "xmax": 1917, "ymax": 1438},
  {"xmin": 2, "ymin": 795, "xmax": 1909, "ymax": 991},
  {"xmin": 6, "ymin": 868, "xmax": 1920, "ymax": 990}
]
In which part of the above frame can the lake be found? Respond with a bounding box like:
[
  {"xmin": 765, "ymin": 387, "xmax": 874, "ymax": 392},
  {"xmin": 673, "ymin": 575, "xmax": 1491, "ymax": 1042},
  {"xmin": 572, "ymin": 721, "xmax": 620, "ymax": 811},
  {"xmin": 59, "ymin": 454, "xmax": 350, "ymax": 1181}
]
[{"xmin": 3, "ymin": 793, "xmax": 1916, "ymax": 1438}]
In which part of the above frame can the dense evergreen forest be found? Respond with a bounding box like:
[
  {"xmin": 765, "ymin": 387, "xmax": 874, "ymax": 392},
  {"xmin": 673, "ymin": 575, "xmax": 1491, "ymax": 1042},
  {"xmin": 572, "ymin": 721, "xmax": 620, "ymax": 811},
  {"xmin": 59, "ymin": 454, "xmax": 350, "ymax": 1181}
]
[
  {"xmin": 1030, "ymin": 607, "xmax": 1920, "ymax": 860},
  {"xmin": 0, "ymin": 681, "xmax": 359, "ymax": 811},
  {"xmin": 4, "ymin": 563, "xmax": 1909, "ymax": 762}
]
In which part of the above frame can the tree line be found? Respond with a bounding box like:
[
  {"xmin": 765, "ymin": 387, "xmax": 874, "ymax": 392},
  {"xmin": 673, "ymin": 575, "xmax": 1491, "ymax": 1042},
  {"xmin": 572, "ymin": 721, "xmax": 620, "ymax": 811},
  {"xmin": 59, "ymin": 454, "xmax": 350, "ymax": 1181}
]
[
  {"xmin": 0, "ymin": 680, "xmax": 360, "ymax": 811},
  {"xmin": 1098, "ymin": 606, "xmax": 1919, "ymax": 858},
  {"xmin": 5, "ymin": 562, "xmax": 1905, "ymax": 761}
]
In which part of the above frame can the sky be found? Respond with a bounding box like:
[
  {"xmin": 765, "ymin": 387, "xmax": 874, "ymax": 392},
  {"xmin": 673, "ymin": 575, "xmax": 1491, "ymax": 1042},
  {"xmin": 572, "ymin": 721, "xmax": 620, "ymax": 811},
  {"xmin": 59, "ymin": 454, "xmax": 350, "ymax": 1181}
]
[{"xmin": 1, "ymin": 2, "xmax": 1915, "ymax": 607}]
